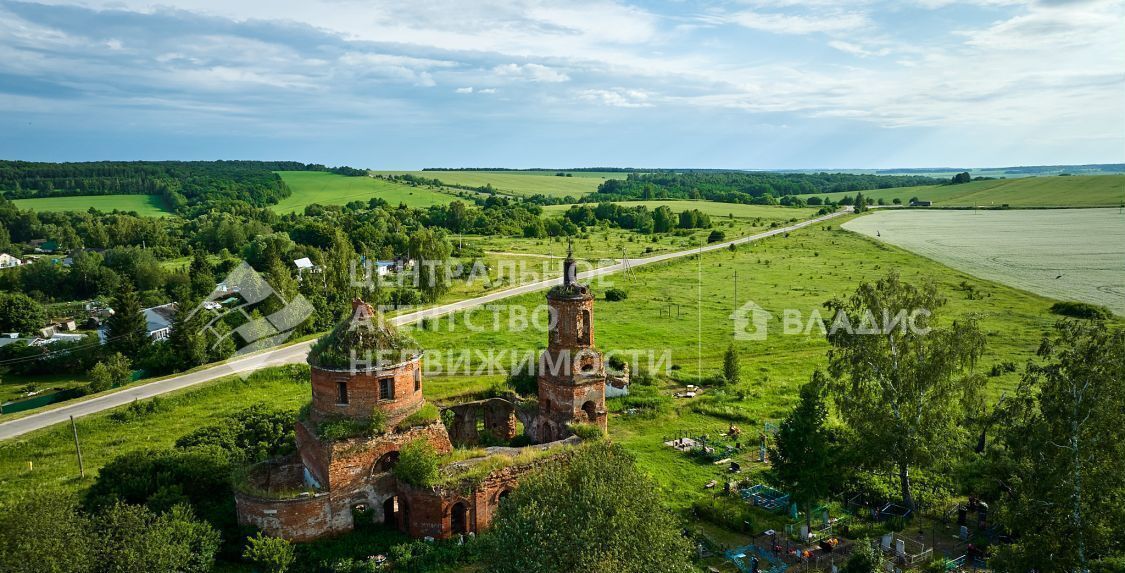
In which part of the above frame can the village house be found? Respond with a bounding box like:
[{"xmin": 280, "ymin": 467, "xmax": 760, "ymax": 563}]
[{"xmin": 0, "ymin": 253, "xmax": 22, "ymax": 269}]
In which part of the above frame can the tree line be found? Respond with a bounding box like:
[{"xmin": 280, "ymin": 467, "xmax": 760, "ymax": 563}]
[
  {"xmin": 0, "ymin": 160, "xmax": 366, "ymax": 215},
  {"xmin": 589, "ymin": 171, "xmax": 941, "ymax": 205}
]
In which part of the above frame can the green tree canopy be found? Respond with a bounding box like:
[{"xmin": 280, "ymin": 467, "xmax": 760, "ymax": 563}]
[
  {"xmin": 769, "ymin": 372, "xmax": 839, "ymax": 530},
  {"xmin": 0, "ymin": 291, "xmax": 46, "ymax": 334},
  {"xmin": 482, "ymin": 442, "xmax": 693, "ymax": 573},
  {"xmin": 992, "ymin": 321, "xmax": 1125, "ymax": 572},
  {"xmin": 106, "ymin": 284, "xmax": 150, "ymax": 359},
  {"xmin": 825, "ymin": 272, "xmax": 985, "ymax": 509}
]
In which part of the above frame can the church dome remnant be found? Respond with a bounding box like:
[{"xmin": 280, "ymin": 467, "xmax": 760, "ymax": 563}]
[
  {"xmin": 306, "ymin": 299, "xmax": 425, "ymax": 425},
  {"xmin": 307, "ymin": 299, "xmax": 420, "ymax": 371}
]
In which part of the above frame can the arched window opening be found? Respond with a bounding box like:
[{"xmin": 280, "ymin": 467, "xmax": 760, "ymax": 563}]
[
  {"xmin": 373, "ymin": 451, "xmax": 400, "ymax": 474},
  {"xmin": 450, "ymin": 502, "xmax": 469, "ymax": 535},
  {"xmin": 582, "ymin": 400, "xmax": 597, "ymax": 423},
  {"xmin": 578, "ymin": 309, "xmax": 591, "ymax": 344},
  {"xmin": 383, "ymin": 496, "xmax": 399, "ymax": 526}
]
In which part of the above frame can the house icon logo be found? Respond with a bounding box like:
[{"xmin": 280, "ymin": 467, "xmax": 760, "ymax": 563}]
[
  {"xmin": 730, "ymin": 300, "xmax": 772, "ymax": 341},
  {"xmin": 185, "ymin": 262, "xmax": 315, "ymax": 376}
]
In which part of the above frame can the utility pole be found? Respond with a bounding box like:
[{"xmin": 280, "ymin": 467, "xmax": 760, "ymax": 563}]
[
  {"xmin": 734, "ymin": 270, "xmax": 738, "ymax": 313},
  {"xmin": 70, "ymin": 415, "xmax": 84, "ymax": 478},
  {"xmin": 697, "ymin": 238, "xmax": 703, "ymax": 384}
]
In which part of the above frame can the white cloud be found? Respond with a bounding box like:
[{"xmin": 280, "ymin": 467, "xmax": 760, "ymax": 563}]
[
  {"xmin": 728, "ymin": 10, "xmax": 870, "ymax": 34},
  {"xmin": 828, "ymin": 40, "xmax": 890, "ymax": 57},
  {"xmin": 577, "ymin": 88, "xmax": 654, "ymax": 108},
  {"xmin": 3, "ymin": 0, "xmax": 1122, "ymax": 162},
  {"xmin": 492, "ymin": 63, "xmax": 570, "ymax": 83}
]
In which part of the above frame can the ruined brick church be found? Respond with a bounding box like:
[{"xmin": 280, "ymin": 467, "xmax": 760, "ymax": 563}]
[{"xmin": 235, "ymin": 252, "xmax": 609, "ymax": 541}]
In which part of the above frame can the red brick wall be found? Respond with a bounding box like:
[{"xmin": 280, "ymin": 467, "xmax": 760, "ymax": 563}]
[
  {"xmin": 546, "ymin": 294, "xmax": 595, "ymax": 351},
  {"xmin": 235, "ymin": 492, "xmax": 338, "ymax": 542},
  {"xmin": 309, "ymin": 357, "xmax": 424, "ymax": 425},
  {"xmin": 295, "ymin": 420, "xmax": 330, "ymax": 487}
]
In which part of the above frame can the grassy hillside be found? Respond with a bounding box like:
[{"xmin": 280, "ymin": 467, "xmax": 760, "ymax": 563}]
[
  {"xmin": 273, "ymin": 171, "xmax": 457, "ymax": 213},
  {"xmin": 10, "ymin": 194, "xmax": 172, "ymax": 217},
  {"xmin": 844, "ymin": 208, "xmax": 1125, "ymax": 315},
  {"xmin": 795, "ymin": 174, "xmax": 1125, "ymax": 207},
  {"xmin": 373, "ymin": 170, "xmax": 626, "ymax": 198}
]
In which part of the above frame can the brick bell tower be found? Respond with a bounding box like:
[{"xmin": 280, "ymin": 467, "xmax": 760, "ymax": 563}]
[{"xmin": 536, "ymin": 244, "xmax": 608, "ymax": 442}]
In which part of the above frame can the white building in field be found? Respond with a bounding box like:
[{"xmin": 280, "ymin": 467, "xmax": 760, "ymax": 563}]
[{"xmin": 0, "ymin": 253, "xmax": 22, "ymax": 269}]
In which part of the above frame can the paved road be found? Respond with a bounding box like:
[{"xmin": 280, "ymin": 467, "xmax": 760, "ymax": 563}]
[{"xmin": 0, "ymin": 208, "xmax": 848, "ymax": 441}]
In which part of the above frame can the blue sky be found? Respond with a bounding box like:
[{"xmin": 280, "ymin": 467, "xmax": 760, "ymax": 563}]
[{"xmin": 0, "ymin": 0, "xmax": 1121, "ymax": 169}]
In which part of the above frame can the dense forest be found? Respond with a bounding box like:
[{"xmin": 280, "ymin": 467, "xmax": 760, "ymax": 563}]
[
  {"xmin": 0, "ymin": 160, "xmax": 363, "ymax": 214},
  {"xmin": 588, "ymin": 171, "xmax": 941, "ymax": 204}
]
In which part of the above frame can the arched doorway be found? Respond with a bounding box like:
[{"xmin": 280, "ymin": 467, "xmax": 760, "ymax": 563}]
[
  {"xmin": 372, "ymin": 451, "xmax": 400, "ymax": 474},
  {"xmin": 399, "ymin": 498, "xmax": 411, "ymax": 533},
  {"xmin": 582, "ymin": 400, "xmax": 597, "ymax": 422},
  {"xmin": 383, "ymin": 496, "xmax": 399, "ymax": 526},
  {"xmin": 450, "ymin": 501, "xmax": 468, "ymax": 535}
]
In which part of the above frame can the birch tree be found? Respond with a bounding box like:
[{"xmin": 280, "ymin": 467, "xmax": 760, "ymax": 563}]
[{"xmin": 825, "ymin": 272, "xmax": 985, "ymax": 509}]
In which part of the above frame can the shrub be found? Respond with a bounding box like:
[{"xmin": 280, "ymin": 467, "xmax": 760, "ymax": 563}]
[
  {"xmin": 393, "ymin": 439, "xmax": 441, "ymax": 487},
  {"xmin": 614, "ymin": 385, "xmax": 671, "ymax": 417},
  {"xmin": 506, "ymin": 364, "xmax": 538, "ymax": 396},
  {"xmin": 481, "ymin": 442, "xmax": 693, "ymax": 573},
  {"xmin": 243, "ymin": 532, "xmax": 295, "ymax": 573},
  {"xmin": 317, "ymin": 409, "xmax": 386, "ymax": 441},
  {"xmin": 568, "ymin": 422, "xmax": 605, "ymax": 441},
  {"xmin": 692, "ymin": 497, "xmax": 756, "ymax": 533},
  {"xmin": 707, "ymin": 230, "xmax": 726, "ymax": 243},
  {"xmin": 1050, "ymin": 301, "xmax": 1112, "ymax": 320},
  {"xmin": 88, "ymin": 353, "xmax": 132, "ymax": 393},
  {"xmin": 396, "ymin": 402, "xmax": 440, "ymax": 431},
  {"xmin": 604, "ymin": 288, "xmax": 628, "ymax": 302},
  {"xmin": 109, "ymin": 397, "xmax": 168, "ymax": 422},
  {"xmin": 722, "ymin": 344, "xmax": 740, "ymax": 385},
  {"xmin": 988, "ymin": 361, "xmax": 1017, "ymax": 377},
  {"xmin": 842, "ymin": 539, "xmax": 881, "ymax": 573},
  {"xmin": 175, "ymin": 404, "xmax": 296, "ymax": 462}
]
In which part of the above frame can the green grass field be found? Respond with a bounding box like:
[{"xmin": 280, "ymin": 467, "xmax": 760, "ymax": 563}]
[
  {"xmin": 844, "ymin": 208, "xmax": 1125, "ymax": 315},
  {"xmin": 414, "ymin": 214, "xmax": 1082, "ymax": 510},
  {"xmin": 794, "ymin": 174, "xmax": 1125, "ymax": 208},
  {"xmin": 273, "ymin": 172, "xmax": 458, "ymax": 213},
  {"xmin": 464, "ymin": 204, "xmax": 816, "ymax": 260},
  {"xmin": 372, "ymin": 170, "xmax": 626, "ymax": 198},
  {"xmin": 0, "ymin": 212, "xmax": 1102, "ymax": 521},
  {"xmin": 0, "ymin": 366, "xmax": 503, "ymax": 499},
  {"xmin": 541, "ymin": 200, "xmax": 816, "ymax": 220},
  {"xmin": 10, "ymin": 194, "xmax": 171, "ymax": 217}
]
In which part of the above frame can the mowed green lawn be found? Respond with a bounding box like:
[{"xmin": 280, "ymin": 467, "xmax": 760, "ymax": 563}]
[
  {"xmin": 373, "ymin": 170, "xmax": 626, "ymax": 198},
  {"xmin": 273, "ymin": 171, "xmax": 457, "ymax": 213},
  {"xmin": 844, "ymin": 208, "xmax": 1125, "ymax": 315},
  {"xmin": 794, "ymin": 174, "xmax": 1125, "ymax": 208},
  {"xmin": 541, "ymin": 200, "xmax": 816, "ymax": 221},
  {"xmin": 10, "ymin": 194, "xmax": 171, "ymax": 216}
]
